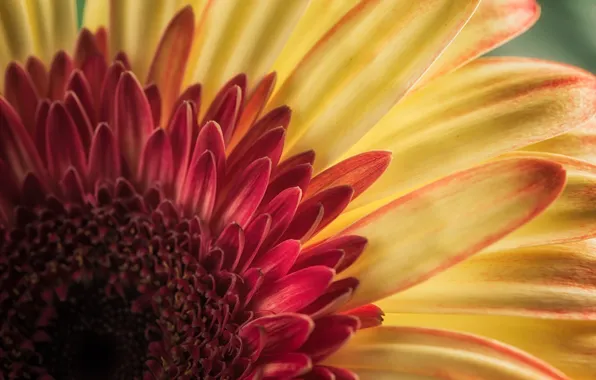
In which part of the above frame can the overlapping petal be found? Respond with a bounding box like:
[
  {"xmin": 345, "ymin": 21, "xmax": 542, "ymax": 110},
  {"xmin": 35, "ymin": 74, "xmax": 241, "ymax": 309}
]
[
  {"xmin": 379, "ymin": 240, "xmax": 596, "ymax": 318},
  {"xmin": 268, "ymin": 0, "xmax": 480, "ymax": 171},
  {"xmin": 323, "ymin": 326, "xmax": 568, "ymax": 379},
  {"xmin": 336, "ymin": 158, "xmax": 566, "ymax": 309},
  {"xmin": 526, "ymin": 121, "xmax": 596, "ymax": 165},
  {"xmin": 385, "ymin": 314, "xmax": 596, "ymax": 379},
  {"xmin": 344, "ymin": 57, "xmax": 596, "ymax": 210}
]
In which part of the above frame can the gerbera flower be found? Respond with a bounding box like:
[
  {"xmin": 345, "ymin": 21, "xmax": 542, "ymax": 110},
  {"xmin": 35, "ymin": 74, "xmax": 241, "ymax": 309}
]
[{"xmin": 2, "ymin": 0, "xmax": 596, "ymax": 379}]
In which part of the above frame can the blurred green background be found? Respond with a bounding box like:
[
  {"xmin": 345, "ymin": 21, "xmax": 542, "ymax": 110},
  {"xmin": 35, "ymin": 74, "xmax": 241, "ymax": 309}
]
[
  {"xmin": 75, "ymin": 0, "xmax": 596, "ymax": 73},
  {"xmin": 490, "ymin": 0, "xmax": 596, "ymax": 73}
]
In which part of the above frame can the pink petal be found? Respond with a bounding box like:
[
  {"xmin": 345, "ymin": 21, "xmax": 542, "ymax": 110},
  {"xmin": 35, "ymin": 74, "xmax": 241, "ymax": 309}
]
[
  {"xmin": 64, "ymin": 91, "xmax": 93, "ymax": 153},
  {"xmin": 179, "ymin": 150, "xmax": 217, "ymax": 220},
  {"xmin": 306, "ymin": 151, "xmax": 391, "ymax": 200},
  {"xmin": 66, "ymin": 70, "xmax": 96, "ymax": 126},
  {"xmin": 250, "ymin": 266, "xmax": 334, "ymax": 313},
  {"xmin": 237, "ymin": 214, "xmax": 271, "ymax": 274},
  {"xmin": 244, "ymin": 313, "xmax": 314, "ymax": 355},
  {"xmin": 99, "ymin": 61, "xmax": 125, "ymax": 123},
  {"xmin": 300, "ymin": 278, "xmax": 359, "ymax": 318},
  {"xmin": 47, "ymin": 51, "xmax": 73, "ymax": 101},
  {"xmin": 302, "ymin": 235, "xmax": 368, "ymax": 274},
  {"xmin": 167, "ymin": 102, "xmax": 193, "ymax": 198},
  {"xmin": 251, "ymin": 240, "xmax": 301, "ymax": 282},
  {"xmin": 87, "ymin": 123, "xmax": 120, "ymax": 183},
  {"xmin": 193, "ymin": 120, "xmax": 226, "ymax": 181},
  {"xmin": 257, "ymin": 187, "xmax": 302, "ymax": 252},
  {"xmin": 144, "ymin": 84, "xmax": 162, "ymax": 128},
  {"xmin": 213, "ymin": 158, "xmax": 271, "ymax": 233},
  {"xmin": 146, "ymin": 6, "xmax": 195, "ymax": 119},
  {"xmin": 137, "ymin": 129, "xmax": 174, "ymax": 192},
  {"xmin": 4, "ymin": 62, "xmax": 39, "ymax": 134},
  {"xmin": 26, "ymin": 56, "xmax": 49, "ymax": 98},
  {"xmin": 215, "ymin": 222, "xmax": 245, "ymax": 271},
  {"xmin": 261, "ymin": 353, "xmax": 311, "ymax": 379},
  {"xmin": 226, "ymin": 127, "xmax": 285, "ymax": 181},
  {"xmin": 238, "ymin": 323, "xmax": 265, "ymax": 362},
  {"xmin": 114, "ymin": 71, "xmax": 155, "ymax": 173},
  {"xmin": 243, "ymin": 267, "xmax": 265, "ymax": 307},
  {"xmin": 282, "ymin": 203, "xmax": 324, "ymax": 242},
  {"xmin": 262, "ymin": 163, "xmax": 312, "ymax": 206},
  {"xmin": 292, "ymin": 248, "xmax": 345, "ymax": 272},
  {"xmin": 45, "ymin": 102, "xmax": 86, "ymax": 181},
  {"xmin": 81, "ymin": 54, "xmax": 108, "ymax": 110},
  {"xmin": 300, "ymin": 315, "xmax": 359, "ymax": 362},
  {"xmin": 170, "ymin": 83, "xmax": 201, "ymax": 128},
  {"xmin": 202, "ymin": 77, "xmax": 245, "ymax": 143}
]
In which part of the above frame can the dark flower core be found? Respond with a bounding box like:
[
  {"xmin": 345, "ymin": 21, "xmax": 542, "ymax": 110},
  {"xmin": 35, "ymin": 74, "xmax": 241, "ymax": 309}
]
[{"xmin": 0, "ymin": 181, "xmax": 251, "ymax": 379}]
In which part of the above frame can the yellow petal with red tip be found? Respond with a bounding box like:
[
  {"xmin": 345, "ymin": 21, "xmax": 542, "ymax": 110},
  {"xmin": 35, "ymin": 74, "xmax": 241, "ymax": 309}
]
[
  {"xmin": 422, "ymin": 0, "xmax": 540, "ymax": 82},
  {"xmin": 345, "ymin": 58, "xmax": 596, "ymax": 211},
  {"xmin": 269, "ymin": 0, "xmax": 479, "ymax": 171},
  {"xmin": 384, "ymin": 314, "xmax": 596, "ymax": 379},
  {"xmin": 378, "ymin": 240, "xmax": 596, "ymax": 318},
  {"xmin": 184, "ymin": 0, "xmax": 309, "ymax": 107},
  {"xmin": 336, "ymin": 158, "xmax": 566, "ymax": 310},
  {"xmin": 271, "ymin": 0, "xmax": 359, "ymax": 86},
  {"xmin": 525, "ymin": 121, "xmax": 596, "ymax": 165},
  {"xmin": 489, "ymin": 152, "xmax": 596, "ymax": 251},
  {"xmin": 323, "ymin": 326, "xmax": 568, "ymax": 379}
]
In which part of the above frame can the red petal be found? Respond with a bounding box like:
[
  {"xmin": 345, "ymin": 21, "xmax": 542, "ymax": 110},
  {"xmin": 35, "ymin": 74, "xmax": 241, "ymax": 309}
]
[
  {"xmin": 296, "ymin": 186, "xmax": 353, "ymax": 238},
  {"xmin": 312, "ymin": 366, "xmax": 358, "ymax": 380},
  {"xmin": 251, "ymin": 240, "xmax": 301, "ymax": 282},
  {"xmin": 146, "ymin": 6, "xmax": 195, "ymax": 119},
  {"xmin": 243, "ymin": 267, "xmax": 265, "ymax": 307},
  {"xmin": 306, "ymin": 151, "xmax": 391, "ymax": 200},
  {"xmin": 45, "ymin": 102, "xmax": 87, "ymax": 180},
  {"xmin": 0, "ymin": 97, "xmax": 47, "ymax": 184},
  {"xmin": 67, "ymin": 70, "xmax": 97, "ymax": 126},
  {"xmin": 261, "ymin": 353, "xmax": 311, "ymax": 379},
  {"xmin": 26, "ymin": 56, "xmax": 49, "ymax": 98},
  {"xmin": 302, "ymin": 235, "xmax": 368, "ymax": 274},
  {"xmin": 202, "ymin": 74, "xmax": 246, "ymax": 140},
  {"xmin": 300, "ymin": 278, "xmax": 359, "ymax": 318},
  {"xmin": 99, "ymin": 61, "xmax": 125, "ymax": 123},
  {"xmin": 4, "ymin": 62, "xmax": 39, "ymax": 134},
  {"xmin": 215, "ymin": 222, "xmax": 245, "ymax": 271},
  {"xmin": 171, "ymin": 83, "xmax": 201, "ymax": 129},
  {"xmin": 299, "ymin": 315, "xmax": 359, "ymax": 362},
  {"xmin": 94, "ymin": 27, "xmax": 108, "ymax": 59},
  {"xmin": 88, "ymin": 123, "xmax": 120, "ymax": 183},
  {"xmin": 238, "ymin": 323, "xmax": 265, "ymax": 362},
  {"xmin": 292, "ymin": 248, "xmax": 345, "ymax": 272},
  {"xmin": 33, "ymin": 100, "xmax": 50, "ymax": 161},
  {"xmin": 213, "ymin": 158, "xmax": 271, "ymax": 233},
  {"xmin": 0, "ymin": 159, "xmax": 18, "ymax": 222},
  {"xmin": 250, "ymin": 266, "xmax": 334, "ymax": 313},
  {"xmin": 275, "ymin": 149, "xmax": 315, "ymax": 175},
  {"xmin": 282, "ymin": 203, "xmax": 324, "ymax": 242},
  {"xmin": 115, "ymin": 71, "xmax": 155, "ymax": 173},
  {"xmin": 73, "ymin": 28, "xmax": 101, "ymax": 68},
  {"xmin": 47, "ymin": 51, "xmax": 74, "ymax": 100},
  {"xmin": 237, "ymin": 214, "xmax": 271, "ymax": 274},
  {"xmin": 262, "ymin": 163, "xmax": 312, "ymax": 206},
  {"xmin": 144, "ymin": 84, "xmax": 162, "ymax": 128},
  {"xmin": 180, "ymin": 150, "xmax": 217, "ymax": 220},
  {"xmin": 193, "ymin": 120, "xmax": 226, "ymax": 181},
  {"xmin": 244, "ymin": 313, "xmax": 313, "ymax": 355},
  {"xmin": 228, "ymin": 106, "xmax": 291, "ymax": 166},
  {"xmin": 226, "ymin": 126, "xmax": 285, "ymax": 181},
  {"xmin": 64, "ymin": 91, "xmax": 93, "ymax": 153},
  {"xmin": 343, "ymin": 304, "xmax": 384, "ymax": 329},
  {"xmin": 168, "ymin": 102, "xmax": 193, "ymax": 197},
  {"xmin": 81, "ymin": 54, "xmax": 108, "ymax": 111},
  {"xmin": 60, "ymin": 168, "xmax": 86, "ymax": 204},
  {"xmin": 114, "ymin": 51, "xmax": 132, "ymax": 70},
  {"xmin": 257, "ymin": 187, "xmax": 302, "ymax": 252},
  {"xmin": 230, "ymin": 72, "xmax": 277, "ymax": 151},
  {"xmin": 137, "ymin": 129, "xmax": 174, "ymax": 191}
]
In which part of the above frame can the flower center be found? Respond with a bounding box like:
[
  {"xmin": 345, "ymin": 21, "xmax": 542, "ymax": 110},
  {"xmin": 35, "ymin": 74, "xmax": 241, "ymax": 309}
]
[{"xmin": 0, "ymin": 180, "xmax": 252, "ymax": 379}]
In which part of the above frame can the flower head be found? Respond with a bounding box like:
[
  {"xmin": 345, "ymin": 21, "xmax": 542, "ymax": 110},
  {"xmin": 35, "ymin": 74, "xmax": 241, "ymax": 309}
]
[{"xmin": 2, "ymin": 0, "xmax": 596, "ymax": 379}]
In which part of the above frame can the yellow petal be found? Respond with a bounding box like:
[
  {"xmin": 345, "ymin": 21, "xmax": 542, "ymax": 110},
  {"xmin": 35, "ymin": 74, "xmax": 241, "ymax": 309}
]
[
  {"xmin": 323, "ymin": 326, "xmax": 568, "ymax": 379},
  {"xmin": 268, "ymin": 0, "xmax": 480, "ymax": 171},
  {"xmin": 49, "ymin": 0, "xmax": 77, "ymax": 54},
  {"xmin": 82, "ymin": 0, "xmax": 109, "ymax": 32},
  {"xmin": 384, "ymin": 314, "xmax": 596, "ymax": 379},
  {"xmin": 378, "ymin": 240, "xmax": 596, "ymax": 318},
  {"xmin": 24, "ymin": 0, "xmax": 53, "ymax": 62},
  {"xmin": 489, "ymin": 152, "xmax": 596, "ymax": 251},
  {"xmin": 184, "ymin": 0, "xmax": 309, "ymax": 107},
  {"xmin": 345, "ymin": 58, "xmax": 596, "ymax": 211},
  {"xmin": 0, "ymin": 1, "xmax": 34, "ymax": 62},
  {"xmin": 336, "ymin": 158, "xmax": 566, "ymax": 310},
  {"xmin": 525, "ymin": 120, "xmax": 596, "ymax": 165},
  {"xmin": 421, "ymin": 0, "xmax": 540, "ymax": 83},
  {"xmin": 271, "ymin": 0, "xmax": 359, "ymax": 87}
]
